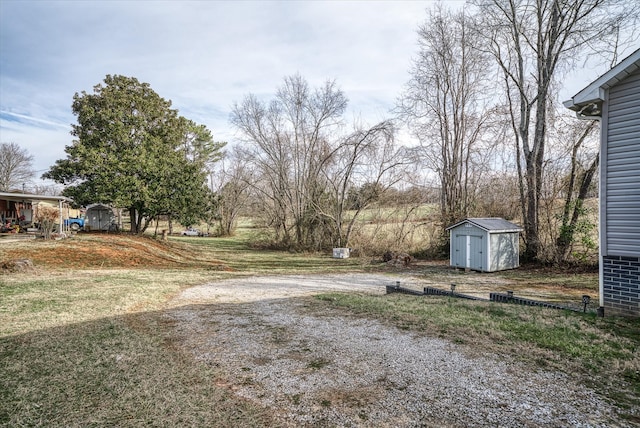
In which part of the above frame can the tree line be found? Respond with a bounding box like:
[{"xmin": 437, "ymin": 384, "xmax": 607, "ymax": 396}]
[{"xmin": 4, "ymin": 0, "xmax": 637, "ymax": 263}]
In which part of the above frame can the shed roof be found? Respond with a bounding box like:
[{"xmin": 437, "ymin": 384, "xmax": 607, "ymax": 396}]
[
  {"xmin": 563, "ymin": 48, "xmax": 640, "ymax": 114},
  {"xmin": 446, "ymin": 218, "xmax": 523, "ymax": 233},
  {"xmin": 86, "ymin": 203, "xmax": 113, "ymax": 210}
]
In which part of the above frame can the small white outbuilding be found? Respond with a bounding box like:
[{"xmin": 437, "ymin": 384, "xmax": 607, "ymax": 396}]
[{"xmin": 446, "ymin": 218, "xmax": 523, "ymax": 272}]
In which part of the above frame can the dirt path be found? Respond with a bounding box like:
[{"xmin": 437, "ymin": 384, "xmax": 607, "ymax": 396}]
[{"xmin": 166, "ymin": 274, "xmax": 625, "ymax": 427}]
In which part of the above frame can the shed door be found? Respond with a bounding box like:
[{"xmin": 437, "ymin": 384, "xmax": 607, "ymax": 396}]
[
  {"xmin": 453, "ymin": 234, "xmax": 466, "ymax": 267},
  {"xmin": 469, "ymin": 235, "xmax": 484, "ymax": 270},
  {"xmin": 454, "ymin": 234, "xmax": 483, "ymax": 270}
]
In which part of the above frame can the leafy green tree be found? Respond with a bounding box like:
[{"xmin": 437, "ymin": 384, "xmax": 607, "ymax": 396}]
[
  {"xmin": 181, "ymin": 120, "xmax": 226, "ymax": 167},
  {"xmin": 44, "ymin": 75, "xmax": 219, "ymax": 234},
  {"xmin": 155, "ymin": 119, "xmax": 226, "ymax": 231}
]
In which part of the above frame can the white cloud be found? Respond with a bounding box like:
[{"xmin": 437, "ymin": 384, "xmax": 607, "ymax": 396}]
[
  {"xmin": 0, "ymin": 0, "xmax": 627, "ymax": 178},
  {"xmin": 1, "ymin": 1, "xmax": 438, "ymax": 171}
]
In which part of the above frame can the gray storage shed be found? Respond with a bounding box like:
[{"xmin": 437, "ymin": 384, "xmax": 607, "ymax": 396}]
[
  {"xmin": 446, "ymin": 218, "xmax": 523, "ymax": 272},
  {"xmin": 86, "ymin": 204, "xmax": 114, "ymax": 231}
]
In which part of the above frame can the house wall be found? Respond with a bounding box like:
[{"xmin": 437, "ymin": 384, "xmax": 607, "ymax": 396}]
[
  {"xmin": 603, "ymin": 68, "xmax": 640, "ymax": 256},
  {"xmin": 602, "ymin": 67, "xmax": 640, "ymax": 316},
  {"xmin": 489, "ymin": 232, "xmax": 520, "ymax": 272}
]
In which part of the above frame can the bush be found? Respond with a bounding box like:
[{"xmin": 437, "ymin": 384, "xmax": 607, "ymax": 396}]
[{"xmin": 34, "ymin": 206, "xmax": 59, "ymax": 240}]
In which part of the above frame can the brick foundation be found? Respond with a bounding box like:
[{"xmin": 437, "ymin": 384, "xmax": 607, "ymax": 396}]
[{"xmin": 602, "ymin": 255, "xmax": 640, "ymax": 317}]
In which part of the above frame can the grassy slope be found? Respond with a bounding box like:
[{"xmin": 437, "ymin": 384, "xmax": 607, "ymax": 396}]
[
  {"xmin": 1, "ymin": 231, "xmax": 638, "ymax": 425},
  {"xmin": 0, "ymin": 232, "xmax": 377, "ymax": 427}
]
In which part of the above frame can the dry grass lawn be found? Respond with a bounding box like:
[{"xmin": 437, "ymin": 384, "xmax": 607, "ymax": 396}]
[{"xmin": 0, "ymin": 232, "xmax": 638, "ymax": 426}]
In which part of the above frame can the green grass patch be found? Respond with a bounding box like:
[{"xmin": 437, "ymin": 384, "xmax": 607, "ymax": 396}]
[
  {"xmin": 168, "ymin": 234, "xmax": 373, "ymax": 274},
  {"xmin": 0, "ymin": 232, "xmax": 384, "ymax": 426},
  {"xmin": 0, "ymin": 269, "xmax": 230, "ymax": 337},
  {"xmin": 0, "ymin": 315, "xmax": 271, "ymax": 427},
  {"xmin": 346, "ymin": 203, "xmax": 438, "ymax": 223},
  {"xmin": 500, "ymin": 268, "xmax": 599, "ymax": 290},
  {"xmin": 0, "ymin": 265, "xmax": 276, "ymax": 426}
]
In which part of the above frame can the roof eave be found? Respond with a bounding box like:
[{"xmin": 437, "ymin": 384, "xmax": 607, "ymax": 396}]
[
  {"xmin": 564, "ymin": 48, "xmax": 640, "ymax": 112},
  {"xmin": 563, "ymin": 88, "xmax": 604, "ymax": 112},
  {"xmin": 0, "ymin": 192, "xmax": 72, "ymax": 203},
  {"xmin": 445, "ymin": 218, "xmax": 522, "ymax": 233}
]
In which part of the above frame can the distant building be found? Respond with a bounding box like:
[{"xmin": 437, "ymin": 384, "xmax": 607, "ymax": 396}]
[
  {"xmin": 85, "ymin": 204, "xmax": 116, "ymax": 231},
  {"xmin": 564, "ymin": 49, "xmax": 640, "ymax": 316},
  {"xmin": 446, "ymin": 218, "xmax": 522, "ymax": 272},
  {"xmin": 0, "ymin": 191, "xmax": 73, "ymax": 232}
]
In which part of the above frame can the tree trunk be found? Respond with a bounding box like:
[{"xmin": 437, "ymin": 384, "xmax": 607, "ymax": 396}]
[
  {"xmin": 129, "ymin": 207, "xmax": 139, "ymax": 234},
  {"xmin": 556, "ymin": 152, "xmax": 599, "ymax": 262}
]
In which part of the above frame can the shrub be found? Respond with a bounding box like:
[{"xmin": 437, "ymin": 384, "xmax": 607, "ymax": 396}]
[{"xmin": 34, "ymin": 205, "xmax": 59, "ymax": 240}]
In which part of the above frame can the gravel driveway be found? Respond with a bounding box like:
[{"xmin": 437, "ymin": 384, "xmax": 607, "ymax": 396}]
[{"xmin": 167, "ymin": 274, "xmax": 627, "ymax": 427}]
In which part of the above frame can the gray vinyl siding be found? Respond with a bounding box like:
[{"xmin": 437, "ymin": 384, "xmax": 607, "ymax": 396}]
[{"xmin": 604, "ymin": 68, "xmax": 640, "ymax": 257}]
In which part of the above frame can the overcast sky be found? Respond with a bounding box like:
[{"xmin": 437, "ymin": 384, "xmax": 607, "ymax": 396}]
[{"xmin": 0, "ymin": 0, "xmax": 631, "ymax": 186}]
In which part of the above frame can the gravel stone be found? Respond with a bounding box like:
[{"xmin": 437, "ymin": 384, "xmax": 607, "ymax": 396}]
[{"xmin": 168, "ymin": 274, "xmax": 631, "ymax": 427}]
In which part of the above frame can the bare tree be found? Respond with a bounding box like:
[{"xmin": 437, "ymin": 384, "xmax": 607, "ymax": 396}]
[
  {"xmin": 208, "ymin": 148, "xmax": 252, "ymax": 236},
  {"xmin": 232, "ymin": 75, "xmax": 411, "ymax": 251},
  {"xmin": 231, "ymin": 74, "xmax": 347, "ymax": 249},
  {"xmin": 318, "ymin": 120, "xmax": 408, "ymax": 247},
  {"xmin": 0, "ymin": 142, "xmax": 34, "ymax": 191},
  {"xmin": 397, "ymin": 5, "xmax": 495, "ymax": 227},
  {"xmin": 554, "ymin": 118, "xmax": 599, "ymax": 262},
  {"xmin": 30, "ymin": 183, "xmax": 63, "ymax": 196},
  {"xmin": 473, "ymin": 0, "xmax": 639, "ymax": 261}
]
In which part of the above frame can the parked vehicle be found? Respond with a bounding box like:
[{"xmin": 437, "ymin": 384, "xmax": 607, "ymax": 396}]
[
  {"xmin": 182, "ymin": 227, "xmax": 199, "ymax": 236},
  {"xmin": 181, "ymin": 227, "xmax": 208, "ymax": 237},
  {"xmin": 64, "ymin": 217, "xmax": 85, "ymax": 231}
]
